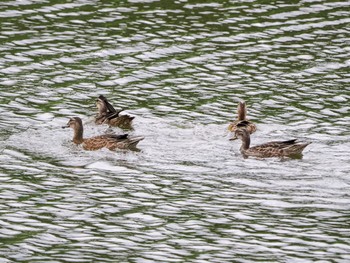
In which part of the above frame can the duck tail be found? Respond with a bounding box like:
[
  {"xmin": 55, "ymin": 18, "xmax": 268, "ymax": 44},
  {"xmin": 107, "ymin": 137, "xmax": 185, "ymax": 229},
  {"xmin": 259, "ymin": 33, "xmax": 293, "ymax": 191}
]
[
  {"xmin": 287, "ymin": 142, "xmax": 311, "ymax": 155},
  {"xmin": 237, "ymin": 101, "xmax": 247, "ymax": 121},
  {"xmin": 299, "ymin": 142, "xmax": 312, "ymax": 151},
  {"xmin": 128, "ymin": 136, "xmax": 144, "ymax": 148}
]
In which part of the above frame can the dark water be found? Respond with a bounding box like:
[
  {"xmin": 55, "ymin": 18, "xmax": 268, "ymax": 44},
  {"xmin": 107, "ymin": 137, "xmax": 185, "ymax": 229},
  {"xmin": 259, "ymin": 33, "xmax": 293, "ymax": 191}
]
[{"xmin": 1, "ymin": 0, "xmax": 349, "ymax": 262}]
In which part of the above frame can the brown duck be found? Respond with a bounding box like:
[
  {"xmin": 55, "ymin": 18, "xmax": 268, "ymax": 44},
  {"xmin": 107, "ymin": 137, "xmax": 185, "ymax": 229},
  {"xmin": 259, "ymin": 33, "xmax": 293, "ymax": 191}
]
[
  {"xmin": 233, "ymin": 127, "xmax": 311, "ymax": 158},
  {"xmin": 228, "ymin": 101, "xmax": 256, "ymax": 137},
  {"xmin": 63, "ymin": 117, "xmax": 144, "ymax": 151},
  {"xmin": 96, "ymin": 95, "xmax": 134, "ymax": 129}
]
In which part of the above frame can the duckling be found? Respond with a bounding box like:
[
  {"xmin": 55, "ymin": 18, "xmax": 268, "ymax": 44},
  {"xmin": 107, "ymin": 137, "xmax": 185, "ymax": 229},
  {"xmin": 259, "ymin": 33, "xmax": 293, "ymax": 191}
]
[
  {"xmin": 63, "ymin": 117, "xmax": 143, "ymax": 151},
  {"xmin": 96, "ymin": 95, "xmax": 134, "ymax": 129},
  {"xmin": 233, "ymin": 127, "xmax": 311, "ymax": 158},
  {"xmin": 228, "ymin": 101, "xmax": 256, "ymax": 138}
]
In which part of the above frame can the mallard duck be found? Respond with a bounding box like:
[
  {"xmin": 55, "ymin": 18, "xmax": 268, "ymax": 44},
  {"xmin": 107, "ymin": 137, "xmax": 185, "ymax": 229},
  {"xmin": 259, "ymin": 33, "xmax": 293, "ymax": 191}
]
[
  {"xmin": 96, "ymin": 95, "xmax": 134, "ymax": 129},
  {"xmin": 63, "ymin": 117, "xmax": 144, "ymax": 151},
  {"xmin": 228, "ymin": 101, "xmax": 256, "ymax": 137},
  {"xmin": 233, "ymin": 127, "xmax": 311, "ymax": 158}
]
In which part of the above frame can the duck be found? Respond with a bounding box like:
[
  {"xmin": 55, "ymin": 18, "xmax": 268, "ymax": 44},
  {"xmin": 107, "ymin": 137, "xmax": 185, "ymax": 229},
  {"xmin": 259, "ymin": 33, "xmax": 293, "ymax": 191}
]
[
  {"xmin": 228, "ymin": 101, "xmax": 256, "ymax": 138},
  {"xmin": 95, "ymin": 95, "xmax": 134, "ymax": 129},
  {"xmin": 63, "ymin": 117, "xmax": 144, "ymax": 151},
  {"xmin": 233, "ymin": 126, "xmax": 311, "ymax": 158}
]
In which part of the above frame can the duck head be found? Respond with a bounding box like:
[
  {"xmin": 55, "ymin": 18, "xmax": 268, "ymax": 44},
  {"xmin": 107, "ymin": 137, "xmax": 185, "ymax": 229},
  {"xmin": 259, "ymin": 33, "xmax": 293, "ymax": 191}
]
[
  {"xmin": 62, "ymin": 117, "xmax": 83, "ymax": 129},
  {"xmin": 96, "ymin": 97, "xmax": 108, "ymax": 114},
  {"xmin": 62, "ymin": 117, "xmax": 84, "ymax": 144}
]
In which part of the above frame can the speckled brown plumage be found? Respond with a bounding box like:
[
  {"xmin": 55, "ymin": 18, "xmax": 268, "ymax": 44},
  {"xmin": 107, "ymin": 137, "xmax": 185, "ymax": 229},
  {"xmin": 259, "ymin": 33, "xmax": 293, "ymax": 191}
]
[
  {"xmin": 234, "ymin": 128, "xmax": 311, "ymax": 158},
  {"xmin": 95, "ymin": 95, "xmax": 134, "ymax": 129},
  {"xmin": 228, "ymin": 101, "xmax": 256, "ymax": 137},
  {"xmin": 63, "ymin": 117, "xmax": 143, "ymax": 151}
]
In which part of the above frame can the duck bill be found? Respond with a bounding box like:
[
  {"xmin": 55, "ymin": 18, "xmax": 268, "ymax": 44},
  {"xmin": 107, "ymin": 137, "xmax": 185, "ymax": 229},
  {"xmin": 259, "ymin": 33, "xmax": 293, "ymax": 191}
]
[
  {"xmin": 229, "ymin": 136, "xmax": 238, "ymax": 141},
  {"xmin": 62, "ymin": 122, "xmax": 70, "ymax": 129}
]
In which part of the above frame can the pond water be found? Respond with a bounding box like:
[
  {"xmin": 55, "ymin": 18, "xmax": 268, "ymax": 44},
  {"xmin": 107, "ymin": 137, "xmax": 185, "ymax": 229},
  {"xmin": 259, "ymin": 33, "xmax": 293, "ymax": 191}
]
[{"xmin": 0, "ymin": 0, "xmax": 349, "ymax": 262}]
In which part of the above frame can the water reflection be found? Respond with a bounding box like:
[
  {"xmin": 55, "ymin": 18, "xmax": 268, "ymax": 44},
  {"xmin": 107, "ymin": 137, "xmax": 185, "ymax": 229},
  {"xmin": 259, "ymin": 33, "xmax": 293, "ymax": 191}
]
[{"xmin": 1, "ymin": 0, "xmax": 350, "ymax": 262}]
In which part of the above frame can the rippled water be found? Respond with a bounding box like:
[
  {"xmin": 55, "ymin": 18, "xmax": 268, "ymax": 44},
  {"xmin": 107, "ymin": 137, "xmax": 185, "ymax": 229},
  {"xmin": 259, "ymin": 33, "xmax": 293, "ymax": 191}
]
[{"xmin": 1, "ymin": 0, "xmax": 350, "ymax": 262}]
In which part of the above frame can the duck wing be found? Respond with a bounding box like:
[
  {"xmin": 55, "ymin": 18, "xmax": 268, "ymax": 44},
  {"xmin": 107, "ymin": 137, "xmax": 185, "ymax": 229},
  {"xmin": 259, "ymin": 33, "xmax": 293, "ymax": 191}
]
[
  {"xmin": 259, "ymin": 139, "xmax": 297, "ymax": 148},
  {"xmin": 247, "ymin": 139, "xmax": 310, "ymax": 157},
  {"xmin": 104, "ymin": 134, "xmax": 129, "ymax": 140},
  {"xmin": 83, "ymin": 133, "xmax": 143, "ymax": 150},
  {"xmin": 105, "ymin": 109, "xmax": 125, "ymax": 120}
]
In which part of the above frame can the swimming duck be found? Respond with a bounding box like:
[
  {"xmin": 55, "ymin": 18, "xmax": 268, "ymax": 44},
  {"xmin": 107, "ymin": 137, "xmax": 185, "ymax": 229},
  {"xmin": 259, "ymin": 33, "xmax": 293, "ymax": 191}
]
[
  {"xmin": 63, "ymin": 117, "xmax": 144, "ymax": 151},
  {"xmin": 233, "ymin": 127, "xmax": 311, "ymax": 158},
  {"xmin": 96, "ymin": 95, "xmax": 134, "ymax": 129},
  {"xmin": 228, "ymin": 101, "xmax": 256, "ymax": 137}
]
